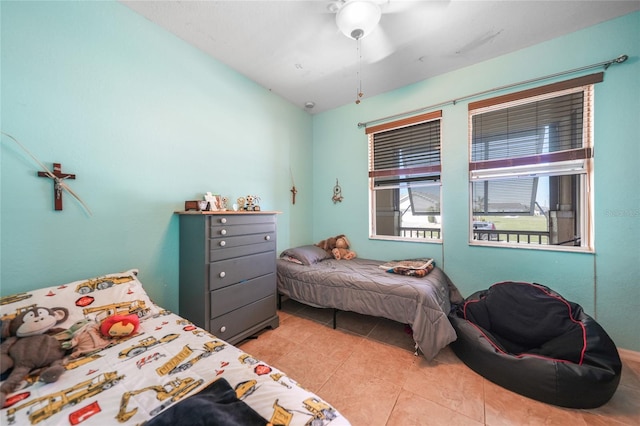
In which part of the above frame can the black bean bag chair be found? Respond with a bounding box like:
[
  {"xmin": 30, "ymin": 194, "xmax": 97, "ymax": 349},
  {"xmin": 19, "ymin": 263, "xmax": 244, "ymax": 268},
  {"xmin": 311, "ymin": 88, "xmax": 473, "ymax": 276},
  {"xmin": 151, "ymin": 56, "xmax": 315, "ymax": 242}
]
[{"xmin": 448, "ymin": 281, "xmax": 621, "ymax": 408}]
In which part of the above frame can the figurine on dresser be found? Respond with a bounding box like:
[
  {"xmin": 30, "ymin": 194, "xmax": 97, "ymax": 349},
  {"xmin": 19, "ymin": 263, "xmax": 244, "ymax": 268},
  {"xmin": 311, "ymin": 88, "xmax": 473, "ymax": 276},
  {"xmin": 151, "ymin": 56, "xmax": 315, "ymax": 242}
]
[{"xmin": 236, "ymin": 195, "xmax": 261, "ymax": 211}]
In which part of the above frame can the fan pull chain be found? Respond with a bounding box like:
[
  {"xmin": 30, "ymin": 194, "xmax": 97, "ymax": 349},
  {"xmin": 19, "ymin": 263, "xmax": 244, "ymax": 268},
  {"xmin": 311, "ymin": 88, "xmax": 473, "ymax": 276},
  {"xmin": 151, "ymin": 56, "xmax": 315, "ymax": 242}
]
[{"xmin": 355, "ymin": 37, "xmax": 364, "ymax": 104}]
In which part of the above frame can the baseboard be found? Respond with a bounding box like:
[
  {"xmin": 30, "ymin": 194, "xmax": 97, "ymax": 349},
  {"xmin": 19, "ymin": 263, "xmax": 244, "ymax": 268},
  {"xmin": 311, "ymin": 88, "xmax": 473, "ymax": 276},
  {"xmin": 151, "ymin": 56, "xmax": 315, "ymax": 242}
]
[{"xmin": 618, "ymin": 348, "xmax": 640, "ymax": 363}]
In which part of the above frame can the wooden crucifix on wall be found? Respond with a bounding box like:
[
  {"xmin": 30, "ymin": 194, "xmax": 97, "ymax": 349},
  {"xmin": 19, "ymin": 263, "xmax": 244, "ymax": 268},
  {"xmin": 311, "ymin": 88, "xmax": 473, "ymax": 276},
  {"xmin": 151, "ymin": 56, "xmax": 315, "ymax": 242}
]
[
  {"xmin": 38, "ymin": 163, "xmax": 76, "ymax": 211},
  {"xmin": 290, "ymin": 168, "xmax": 298, "ymax": 205},
  {"xmin": 1, "ymin": 132, "xmax": 92, "ymax": 215}
]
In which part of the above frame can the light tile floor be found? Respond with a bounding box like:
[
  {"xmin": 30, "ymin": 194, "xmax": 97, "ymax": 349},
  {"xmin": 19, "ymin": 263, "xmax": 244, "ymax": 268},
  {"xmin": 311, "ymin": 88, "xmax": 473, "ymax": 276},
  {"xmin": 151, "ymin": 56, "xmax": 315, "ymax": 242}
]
[{"xmin": 238, "ymin": 299, "xmax": 640, "ymax": 426}]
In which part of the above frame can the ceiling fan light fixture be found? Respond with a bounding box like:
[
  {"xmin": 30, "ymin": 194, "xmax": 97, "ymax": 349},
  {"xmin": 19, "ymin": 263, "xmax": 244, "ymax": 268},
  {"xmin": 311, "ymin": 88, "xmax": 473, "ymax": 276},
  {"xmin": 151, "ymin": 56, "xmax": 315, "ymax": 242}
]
[{"xmin": 336, "ymin": 1, "xmax": 381, "ymax": 40}]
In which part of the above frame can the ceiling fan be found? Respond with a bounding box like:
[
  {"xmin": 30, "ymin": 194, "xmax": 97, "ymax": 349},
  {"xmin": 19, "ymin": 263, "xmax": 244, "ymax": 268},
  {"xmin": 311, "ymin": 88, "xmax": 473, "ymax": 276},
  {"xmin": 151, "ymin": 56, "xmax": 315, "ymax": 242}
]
[
  {"xmin": 322, "ymin": 1, "xmax": 449, "ymax": 103},
  {"xmin": 328, "ymin": 0, "xmax": 399, "ymax": 63},
  {"xmin": 325, "ymin": 1, "xmax": 451, "ymax": 61},
  {"xmin": 324, "ymin": 0, "xmax": 415, "ymax": 103}
]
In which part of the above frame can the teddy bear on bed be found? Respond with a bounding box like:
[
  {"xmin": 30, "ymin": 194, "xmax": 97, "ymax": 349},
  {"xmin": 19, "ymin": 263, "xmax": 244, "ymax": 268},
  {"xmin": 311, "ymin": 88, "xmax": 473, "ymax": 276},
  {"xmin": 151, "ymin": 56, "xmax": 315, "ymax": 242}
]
[
  {"xmin": 332, "ymin": 235, "xmax": 357, "ymax": 260},
  {"xmin": 315, "ymin": 235, "xmax": 336, "ymax": 255},
  {"xmin": 0, "ymin": 305, "xmax": 69, "ymax": 407},
  {"xmin": 315, "ymin": 234, "xmax": 357, "ymax": 260}
]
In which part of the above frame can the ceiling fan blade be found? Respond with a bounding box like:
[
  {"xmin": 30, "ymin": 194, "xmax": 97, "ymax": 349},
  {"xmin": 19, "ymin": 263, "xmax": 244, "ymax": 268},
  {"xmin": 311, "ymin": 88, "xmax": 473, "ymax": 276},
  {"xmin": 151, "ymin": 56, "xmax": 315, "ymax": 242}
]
[
  {"xmin": 378, "ymin": 0, "xmax": 451, "ymax": 14},
  {"xmin": 377, "ymin": 0, "xmax": 413, "ymax": 14},
  {"xmin": 362, "ymin": 25, "xmax": 395, "ymax": 63}
]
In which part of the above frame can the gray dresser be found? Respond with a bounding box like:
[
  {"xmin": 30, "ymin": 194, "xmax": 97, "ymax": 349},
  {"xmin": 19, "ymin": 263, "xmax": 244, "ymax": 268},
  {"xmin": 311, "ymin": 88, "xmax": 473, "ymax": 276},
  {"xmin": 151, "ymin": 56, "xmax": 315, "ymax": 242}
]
[{"xmin": 177, "ymin": 211, "xmax": 279, "ymax": 344}]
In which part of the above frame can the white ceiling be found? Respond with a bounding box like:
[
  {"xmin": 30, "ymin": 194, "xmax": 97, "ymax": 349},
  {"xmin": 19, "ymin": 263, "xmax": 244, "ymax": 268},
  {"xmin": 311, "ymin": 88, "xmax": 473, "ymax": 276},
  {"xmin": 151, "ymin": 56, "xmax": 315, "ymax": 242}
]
[{"xmin": 121, "ymin": 1, "xmax": 640, "ymax": 114}]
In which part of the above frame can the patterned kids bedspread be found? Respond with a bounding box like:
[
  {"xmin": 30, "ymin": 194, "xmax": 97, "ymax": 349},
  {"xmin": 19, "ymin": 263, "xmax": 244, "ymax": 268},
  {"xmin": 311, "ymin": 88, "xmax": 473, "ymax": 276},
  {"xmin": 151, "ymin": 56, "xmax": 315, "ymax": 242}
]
[{"xmin": 0, "ymin": 269, "xmax": 350, "ymax": 426}]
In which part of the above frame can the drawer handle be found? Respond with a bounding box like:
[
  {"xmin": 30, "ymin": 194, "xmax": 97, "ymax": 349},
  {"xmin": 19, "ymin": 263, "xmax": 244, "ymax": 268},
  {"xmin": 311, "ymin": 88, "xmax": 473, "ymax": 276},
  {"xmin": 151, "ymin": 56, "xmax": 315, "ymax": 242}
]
[
  {"xmin": 220, "ymin": 218, "xmax": 227, "ymax": 224},
  {"xmin": 220, "ymin": 229, "xmax": 227, "ymax": 235},
  {"xmin": 219, "ymin": 271, "xmax": 226, "ymax": 278},
  {"xmin": 219, "ymin": 241, "xmax": 226, "ymax": 247},
  {"xmin": 220, "ymin": 326, "xmax": 226, "ymax": 333},
  {"xmin": 264, "ymin": 235, "xmax": 271, "ymax": 241}
]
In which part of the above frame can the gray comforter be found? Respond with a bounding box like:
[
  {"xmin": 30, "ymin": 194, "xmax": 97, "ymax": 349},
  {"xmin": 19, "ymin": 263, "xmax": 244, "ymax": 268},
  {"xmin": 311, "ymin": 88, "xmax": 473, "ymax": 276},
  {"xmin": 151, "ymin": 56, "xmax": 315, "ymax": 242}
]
[{"xmin": 277, "ymin": 258, "xmax": 462, "ymax": 360}]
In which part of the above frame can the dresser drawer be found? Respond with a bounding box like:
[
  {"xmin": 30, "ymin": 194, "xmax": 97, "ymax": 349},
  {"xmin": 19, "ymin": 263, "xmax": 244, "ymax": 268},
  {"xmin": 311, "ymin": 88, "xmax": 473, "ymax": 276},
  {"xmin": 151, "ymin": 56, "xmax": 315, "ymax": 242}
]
[
  {"xmin": 209, "ymin": 251, "xmax": 275, "ymax": 291},
  {"xmin": 209, "ymin": 232, "xmax": 275, "ymax": 261},
  {"xmin": 210, "ymin": 222, "xmax": 275, "ymax": 238},
  {"xmin": 209, "ymin": 240, "xmax": 276, "ymax": 262},
  {"xmin": 210, "ymin": 274, "xmax": 274, "ymax": 317},
  {"xmin": 210, "ymin": 295, "xmax": 276, "ymax": 339},
  {"xmin": 209, "ymin": 215, "xmax": 276, "ymax": 227}
]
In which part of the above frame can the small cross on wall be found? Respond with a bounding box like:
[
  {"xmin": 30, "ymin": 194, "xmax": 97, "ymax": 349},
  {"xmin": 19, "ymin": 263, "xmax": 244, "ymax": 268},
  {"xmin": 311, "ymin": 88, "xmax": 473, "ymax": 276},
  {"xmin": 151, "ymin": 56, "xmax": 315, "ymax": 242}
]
[{"xmin": 38, "ymin": 163, "xmax": 76, "ymax": 211}]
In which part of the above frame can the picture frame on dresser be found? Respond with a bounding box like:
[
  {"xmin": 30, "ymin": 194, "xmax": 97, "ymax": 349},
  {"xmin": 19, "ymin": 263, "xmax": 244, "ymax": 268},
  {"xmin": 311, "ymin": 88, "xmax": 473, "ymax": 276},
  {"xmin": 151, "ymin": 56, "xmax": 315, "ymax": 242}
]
[{"xmin": 176, "ymin": 210, "xmax": 280, "ymax": 344}]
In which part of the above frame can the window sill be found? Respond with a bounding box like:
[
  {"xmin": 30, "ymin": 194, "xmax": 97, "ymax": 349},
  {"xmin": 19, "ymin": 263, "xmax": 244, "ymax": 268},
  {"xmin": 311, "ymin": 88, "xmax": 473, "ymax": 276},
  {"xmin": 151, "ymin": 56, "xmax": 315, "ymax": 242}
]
[
  {"xmin": 369, "ymin": 235, "xmax": 443, "ymax": 244},
  {"xmin": 469, "ymin": 240, "xmax": 594, "ymax": 253}
]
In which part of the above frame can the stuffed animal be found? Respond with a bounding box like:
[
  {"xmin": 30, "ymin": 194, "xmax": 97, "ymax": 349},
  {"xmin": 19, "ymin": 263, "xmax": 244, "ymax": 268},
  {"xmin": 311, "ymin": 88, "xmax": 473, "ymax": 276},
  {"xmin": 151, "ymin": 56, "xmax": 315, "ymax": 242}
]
[
  {"xmin": 332, "ymin": 235, "xmax": 357, "ymax": 260},
  {"xmin": 62, "ymin": 321, "xmax": 112, "ymax": 360},
  {"xmin": 0, "ymin": 320, "xmax": 9, "ymax": 340},
  {"xmin": 100, "ymin": 314, "xmax": 139, "ymax": 338},
  {"xmin": 0, "ymin": 305, "xmax": 69, "ymax": 407},
  {"xmin": 61, "ymin": 314, "xmax": 139, "ymax": 361},
  {"xmin": 315, "ymin": 234, "xmax": 357, "ymax": 260},
  {"xmin": 315, "ymin": 235, "xmax": 340, "ymax": 255}
]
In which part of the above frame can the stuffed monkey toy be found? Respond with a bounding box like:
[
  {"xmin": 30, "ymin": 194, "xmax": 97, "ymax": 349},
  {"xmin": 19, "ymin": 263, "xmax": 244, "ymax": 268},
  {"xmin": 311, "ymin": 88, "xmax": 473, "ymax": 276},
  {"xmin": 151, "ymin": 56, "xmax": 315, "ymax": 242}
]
[{"xmin": 0, "ymin": 306, "xmax": 69, "ymax": 407}]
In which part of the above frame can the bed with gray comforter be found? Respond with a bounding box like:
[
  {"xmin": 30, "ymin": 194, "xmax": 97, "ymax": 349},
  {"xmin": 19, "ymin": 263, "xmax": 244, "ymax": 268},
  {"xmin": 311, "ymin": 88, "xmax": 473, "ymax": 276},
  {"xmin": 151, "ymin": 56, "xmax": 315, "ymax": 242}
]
[{"xmin": 276, "ymin": 257, "xmax": 462, "ymax": 360}]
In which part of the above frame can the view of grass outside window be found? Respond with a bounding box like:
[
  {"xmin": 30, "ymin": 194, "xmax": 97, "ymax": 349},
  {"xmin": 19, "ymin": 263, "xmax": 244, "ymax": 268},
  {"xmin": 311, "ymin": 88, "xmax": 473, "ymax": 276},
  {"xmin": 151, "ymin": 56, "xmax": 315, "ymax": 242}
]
[
  {"xmin": 468, "ymin": 74, "xmax": 598, "ymax": 249},
  {"xmin": 473, "ymin": 175, "xmax": 552, "ymax": 243},
  {"xmin": 368, "ymin": 111, "xmax": 442, "ymax": 241}
]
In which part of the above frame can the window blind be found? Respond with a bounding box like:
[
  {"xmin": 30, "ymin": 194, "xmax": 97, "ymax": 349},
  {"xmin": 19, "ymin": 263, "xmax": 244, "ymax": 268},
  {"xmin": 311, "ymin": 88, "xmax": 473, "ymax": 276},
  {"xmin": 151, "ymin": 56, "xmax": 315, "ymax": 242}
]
[
  {"xmin": 469, "ymin": 74, "xmax": 599, "ymax": 175},
  {"xmin": 471, "ymin": 91, "xmax": 587, "ymax": 164},
  {"xmin": 468, "ymin": 75, "xmax": 597, "ymax": 219},
  {"xmin": 472, "ymin": 178, "xmax": 539, "ymax": 215},
  {"xmin": 368, "ymin": 112, "xmax": 442, "ymax": 187}
]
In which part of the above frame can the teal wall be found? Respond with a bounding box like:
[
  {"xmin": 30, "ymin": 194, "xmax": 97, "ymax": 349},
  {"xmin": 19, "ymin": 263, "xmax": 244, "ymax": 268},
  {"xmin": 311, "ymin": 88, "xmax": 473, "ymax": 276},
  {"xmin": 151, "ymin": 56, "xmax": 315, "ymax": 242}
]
[
  {"xmin": 1, "ymin": 2, "xmax": 638, "ymax": 352},
  {"xmin": 0, "ymin": 1, "xmax": 314, "ymax": 311},
  {"xmin": 312, "ymin": 12, "xmax": 640, "ymax": 351}
]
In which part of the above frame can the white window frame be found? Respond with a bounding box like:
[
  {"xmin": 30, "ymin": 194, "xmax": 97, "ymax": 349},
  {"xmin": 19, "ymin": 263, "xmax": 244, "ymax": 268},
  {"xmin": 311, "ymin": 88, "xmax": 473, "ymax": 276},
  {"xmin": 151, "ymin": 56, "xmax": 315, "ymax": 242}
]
[
  {"xmin": 367, "ymin": 111, "xmax": 443, "ymax": 242},
  {"xmin": 468, "ymin": 76, "xmax": 598, "ymax": 251}
]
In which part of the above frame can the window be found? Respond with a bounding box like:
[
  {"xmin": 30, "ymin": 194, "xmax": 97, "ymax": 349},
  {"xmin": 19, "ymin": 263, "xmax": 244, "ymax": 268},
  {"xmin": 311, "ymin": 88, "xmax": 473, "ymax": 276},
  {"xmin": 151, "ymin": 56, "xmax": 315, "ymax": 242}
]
[
  {"xmin": 468, "ymin": 73, "xmax": 601, "ymax": 249},
  {"xmin": 367, "ymin": 111, "xmax": 442, "ymax": 241}
]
